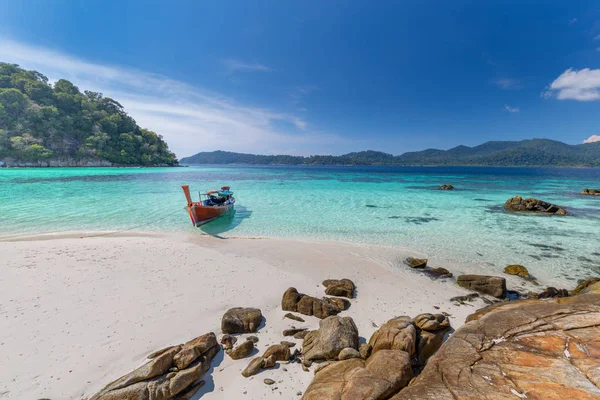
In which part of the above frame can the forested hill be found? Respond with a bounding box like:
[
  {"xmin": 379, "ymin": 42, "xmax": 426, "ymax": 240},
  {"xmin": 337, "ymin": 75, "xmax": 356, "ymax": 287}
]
[
  {"xmin": 0, "ymin": 63, "xmax": 177, "ymax": 166},
  {"xmin": 180, "ymin": 139, "xmax": 600, "ymax": 167}
]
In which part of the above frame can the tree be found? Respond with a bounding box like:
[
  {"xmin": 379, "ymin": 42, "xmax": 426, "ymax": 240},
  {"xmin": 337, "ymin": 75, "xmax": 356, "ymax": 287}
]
[{"xmin": 0, "ymin": 64, "xmax": 177, "ymax": 165}]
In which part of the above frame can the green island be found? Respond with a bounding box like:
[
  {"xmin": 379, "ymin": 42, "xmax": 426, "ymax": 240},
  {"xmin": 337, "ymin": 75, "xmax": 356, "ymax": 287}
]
[
  {"xmin": 0, "ymin": 63, "xmax": 177, "ymax": 167},
  {"xmin": 181, "ymin": 139, "xmax": 600, "ymax": 167}
]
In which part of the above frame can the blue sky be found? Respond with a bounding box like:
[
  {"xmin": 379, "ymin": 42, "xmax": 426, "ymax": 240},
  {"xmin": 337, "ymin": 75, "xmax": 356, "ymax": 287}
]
[{"xmin": 1, "ymin": 0, "xmax": 600, "ymax": 157}]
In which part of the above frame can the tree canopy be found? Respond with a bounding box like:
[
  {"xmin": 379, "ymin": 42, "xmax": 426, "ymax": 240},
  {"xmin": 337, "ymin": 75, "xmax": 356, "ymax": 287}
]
[{"xmin": 0, "ymin": 63, "xmax": 177, "ymax": 166}]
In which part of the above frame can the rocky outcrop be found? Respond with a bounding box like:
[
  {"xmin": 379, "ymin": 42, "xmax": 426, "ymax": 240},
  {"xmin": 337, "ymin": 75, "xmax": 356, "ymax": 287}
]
[
  {"xmin": 221, "ymin": 307, "xmax": 263, "ymax": 334},
  {"xmin": 91, "ymin": 333, "xmax": 219, "ymax": 400},
  {"xmin": 504, "ymin": 195, "xmax": 568, "ymax": 215},
  {"xmin": 582, "ymin": 188, "xmax": 600, "ymax": 196},
  {"xmin": 302, "ymin": 316, "xmax": 359, "ymax": 364},
  {"xmin": 302, "ymin": 350, "xmax": 413, "ymax": 400},
  {"xmin": 456, "ymin": 274, "xmax": 507, "ymax": 298},
  {"xmin": 572, "ymin": 277, "xmax": 600, "ymax": 295},
  {"xmin": 391, "ymin": 292, "xmax": 600, "ymax": 400},
  {"xmin": 438, "ymin": 184, "xmax": 454, "ymax": 190},
  {"xmin": 282, "ymin": 287, "xmax": 347, "ymax": 319},
  {"xmin": 322, "ymin": 278, "xmax": 355, "ymax": 298}
]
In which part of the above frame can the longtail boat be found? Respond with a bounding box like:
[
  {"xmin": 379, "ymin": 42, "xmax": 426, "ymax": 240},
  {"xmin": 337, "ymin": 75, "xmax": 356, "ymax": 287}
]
[{"xmin": 182, "ymin": 185, "xmax": 235, "ymax": 227}]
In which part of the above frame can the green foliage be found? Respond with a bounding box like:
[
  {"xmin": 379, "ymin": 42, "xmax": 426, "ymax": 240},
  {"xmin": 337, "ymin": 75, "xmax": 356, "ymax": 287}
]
[
  {"xmin": 180, "ymin": 140, "xmax": 600, "ymax": 167},
  {"xmin": 0, "ymin": 62, "xmax": 177, "ymax": 166}
]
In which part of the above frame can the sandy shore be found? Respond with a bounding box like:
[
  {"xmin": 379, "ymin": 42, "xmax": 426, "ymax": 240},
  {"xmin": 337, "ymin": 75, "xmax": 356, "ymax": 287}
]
[{"xmin": 0, "ymin": 233, "xmax": 517, "ymax": 399}]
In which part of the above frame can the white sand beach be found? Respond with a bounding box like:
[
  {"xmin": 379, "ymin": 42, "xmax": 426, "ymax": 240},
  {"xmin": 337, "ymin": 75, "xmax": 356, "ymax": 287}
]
[{"xmin": 0, "ymin": 233, "xmax": 523, "ymax": 400}]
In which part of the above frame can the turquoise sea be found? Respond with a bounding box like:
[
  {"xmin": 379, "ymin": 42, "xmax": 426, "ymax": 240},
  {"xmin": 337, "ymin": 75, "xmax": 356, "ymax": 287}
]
[{"xmin": 1, "ymin": 165, "xmax": 599, "ymax": 284}]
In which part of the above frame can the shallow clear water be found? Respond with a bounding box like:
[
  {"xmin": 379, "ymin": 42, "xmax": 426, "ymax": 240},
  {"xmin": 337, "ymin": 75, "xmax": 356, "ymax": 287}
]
[{"xmin": 1, "ymin": 165, "xmax": 599, "ymax": 284}]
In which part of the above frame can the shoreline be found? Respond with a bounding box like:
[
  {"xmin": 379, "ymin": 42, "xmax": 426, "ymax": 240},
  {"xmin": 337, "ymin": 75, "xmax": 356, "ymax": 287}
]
[{"xmin": 0, "ymin": 232, "xmax": 508, "ymax": 400}]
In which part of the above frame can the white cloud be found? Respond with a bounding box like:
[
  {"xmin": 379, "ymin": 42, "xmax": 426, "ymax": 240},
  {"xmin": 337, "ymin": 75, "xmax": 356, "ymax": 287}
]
[
  {"xmin": 222, "ymin": 58, "xmax": 273, "ymax": 74},
  {"xmin": 594, "ymin": 34, "xmax": 600, "ymax": 41},
  {"xmin": 583, "ymin": 135, "xmax": 600, "ymax": 144},
  {"xmin": 491, "ymin": 78, "xmax": 522, "ymax": 90},
  {"xmin": 504, "ymin": 105, "xmax": 520, "ymax": 113},
  {"xmin": 543, "ymin": 68, "xmax": 600, "ymax": 101},
  {"xmin": 0, "ymin": 38, "xmax": 347, "ymax": 157},
  {"xmin": 569, "ymin": 18, "xmax": 578, "ymax": 25}
]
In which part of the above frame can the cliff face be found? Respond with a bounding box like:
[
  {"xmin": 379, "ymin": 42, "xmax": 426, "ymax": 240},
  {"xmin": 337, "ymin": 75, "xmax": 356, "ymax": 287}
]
[{"xmin": 0, "ymin": 157, "xmax": 172, "ymax": 167}]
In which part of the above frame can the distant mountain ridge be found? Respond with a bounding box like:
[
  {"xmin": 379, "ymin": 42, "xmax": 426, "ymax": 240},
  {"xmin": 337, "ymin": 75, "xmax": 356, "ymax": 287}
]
[{"xmin": 180, "ymin": 139, "xmax": 600, "ymax": 167}]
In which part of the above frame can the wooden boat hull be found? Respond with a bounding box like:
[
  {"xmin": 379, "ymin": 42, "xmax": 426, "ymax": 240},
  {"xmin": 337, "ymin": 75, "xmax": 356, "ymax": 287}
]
[{"xmin": 187, "ymin": 201, "xmax": 235, "ymax": 226}]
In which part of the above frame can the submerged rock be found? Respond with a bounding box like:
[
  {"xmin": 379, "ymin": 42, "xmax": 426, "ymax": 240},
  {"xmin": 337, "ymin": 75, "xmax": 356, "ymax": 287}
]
[
  {"xmin": 503, "ymin": 264, "xmax": 530, "ymax": 279},
  {"xmin": 456, "ymin": 274, "xmax": 506, "ymax": 298},
  {"xmin": 582, "ymin": 188, "xmax": 600, "ymax": 196},
  {"xmin": 504, "ymin": 195, "xmax": 568, "ymax": 215},
  {"xmin": 423, "ymin": 267, "xmax": 452, "ymax": 279},
  {"xmin": 221, "ymin": 307, "xmax": 263, "ymax": 334},
  {"xmin": 438, "ymin": 184, "xmax": 454, "ymax": 190},
  {"xmin": 405, "ymin": 257, "xmax": 428, "ymax": 269}
]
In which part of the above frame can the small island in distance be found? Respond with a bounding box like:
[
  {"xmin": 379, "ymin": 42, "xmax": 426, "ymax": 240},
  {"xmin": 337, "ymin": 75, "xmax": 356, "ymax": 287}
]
[
  {"xmin": 0, "ymin": 63, "xmax": 177, "ymax": 167},
  {"xmin": 181, "ymin": 138, "xmax": 600, "ymax": 168}
]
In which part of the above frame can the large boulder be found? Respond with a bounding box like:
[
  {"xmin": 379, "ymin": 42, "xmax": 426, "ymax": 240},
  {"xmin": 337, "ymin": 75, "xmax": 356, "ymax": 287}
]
[
  {"xmin": 302, "ymin": 349, "xmax": 413, "ymax": 400},
  {"xmin": 390, "ymin": 292, "xmax": 600, "ymax": 400},
  {"xmin": 322, "ymin": 278, "xmax": 355, "ymax": 298},
  {"xmin": 504, "ymin": 195, "xmax": 568, "ymax": 215},
  {"xmin": 456, "ymin": 274, "xmax": 507, "ymax": 298},
  {"xmin": 91, "ymin": 334, "xmax": 220, "ymax": 400},
  {"xmin": 221, "ymin": 307, "xmax": 263, "ymax": 334},
  {"xmin": 282, "ymin": 287, "xmax": 346, "ymax": 319},
  {"xmin": 368, "ymin": 316, "xmax": 416, "ymax": 357},
  {"xmin": 303, "ymin": 316, "xmax": 359, "ymax": 364}
]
